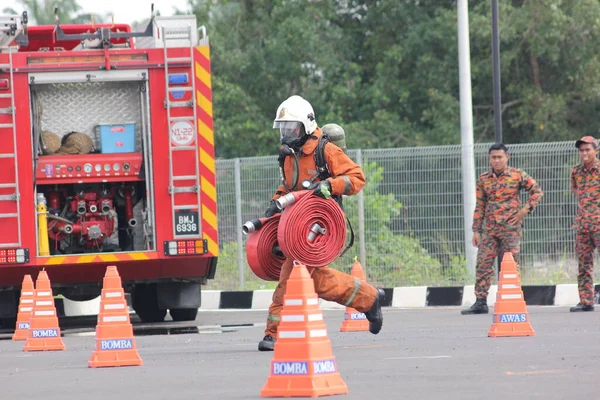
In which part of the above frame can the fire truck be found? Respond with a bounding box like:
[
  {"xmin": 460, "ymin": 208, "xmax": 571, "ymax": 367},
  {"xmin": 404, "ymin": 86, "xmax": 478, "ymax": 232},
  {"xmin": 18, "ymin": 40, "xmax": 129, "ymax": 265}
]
[{"xmin": 0, "ymin": 7, "xmax": 219, "ymax": 325}]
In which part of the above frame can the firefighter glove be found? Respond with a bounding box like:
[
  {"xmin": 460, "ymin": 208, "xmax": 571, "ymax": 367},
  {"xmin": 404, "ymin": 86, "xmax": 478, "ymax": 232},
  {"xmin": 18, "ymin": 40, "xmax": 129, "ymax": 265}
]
[
  {"xmin": 312, "ymin": 180, "xmax": 332, "ymax": 199},
  {"xmin": 264, "ymin": 200, "xmax": 279, "ymax": 218}
]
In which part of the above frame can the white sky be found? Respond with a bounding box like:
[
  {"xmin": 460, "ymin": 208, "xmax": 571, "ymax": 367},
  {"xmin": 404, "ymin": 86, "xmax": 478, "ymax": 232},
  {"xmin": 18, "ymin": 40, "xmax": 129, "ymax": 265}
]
[
  {"xmin": 1, "ymin": 0, "xmax": 193, "ymax": 25},
  {"xmin": 76, "ymin": 0, "xmax": 193, "ymax": 24}
]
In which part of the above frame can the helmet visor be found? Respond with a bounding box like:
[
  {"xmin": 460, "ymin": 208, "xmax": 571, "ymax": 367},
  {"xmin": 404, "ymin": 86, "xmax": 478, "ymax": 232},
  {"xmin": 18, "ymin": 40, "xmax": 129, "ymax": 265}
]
[{"xmin": 275, "ymin": 121, "xmax": 305, "ymax": 141}]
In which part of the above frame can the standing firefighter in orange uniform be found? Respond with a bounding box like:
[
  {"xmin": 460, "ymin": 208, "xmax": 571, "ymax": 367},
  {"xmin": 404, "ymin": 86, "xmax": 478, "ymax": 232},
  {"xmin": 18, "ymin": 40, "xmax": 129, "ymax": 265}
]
[
  {"xmin": 569, "ymin": 136, "xmax": 600, "ymax": 312},
  {"xmin": 258, "ymin": 95, "xmax": 385, "ymax": 351},
  {"xmin": 461, "ymin": 143, "xmax": 543, "ymax": 315}
]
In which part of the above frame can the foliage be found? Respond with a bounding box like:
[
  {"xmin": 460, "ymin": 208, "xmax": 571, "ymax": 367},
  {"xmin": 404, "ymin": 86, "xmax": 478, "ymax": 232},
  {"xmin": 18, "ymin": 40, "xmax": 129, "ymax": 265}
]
[
  {"xmin": 340, "ymin": 161, "xmax": 470, "ymax": 287},
  {"xmin": 210, "ymin": 160, "xmax": 469, "ymax": 289},
  {"xmin": 205, "ymin": 240, "xmax": 278, "ymax": 291},
  {"xmin": 184, "ymin": 0, "xmax": 600, "ymax": 158},
  {"xmin": 11, "ymin": 1, "xmax": 600, "ymax": 157}
]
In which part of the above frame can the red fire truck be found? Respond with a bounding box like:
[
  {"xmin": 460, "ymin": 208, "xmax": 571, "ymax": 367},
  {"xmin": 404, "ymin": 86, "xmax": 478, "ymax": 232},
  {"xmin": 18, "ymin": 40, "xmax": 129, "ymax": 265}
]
[{"xmin": 0, "ymin": 7, "xmax": 219, "ymax": 325}]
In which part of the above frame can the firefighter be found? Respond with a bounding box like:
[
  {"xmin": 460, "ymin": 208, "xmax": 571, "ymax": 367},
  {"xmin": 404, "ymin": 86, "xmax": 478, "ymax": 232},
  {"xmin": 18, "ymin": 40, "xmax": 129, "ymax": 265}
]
[
  {"xmin": 569, "ymin": 136, "xmax": 600, "ymax": 312},
  {"xmin": 258, "ymin": 95, "xmax": 385, "ymax": 351},
  {"xmin": 461, "ymin": 143, "xmax": 543, "ymax": 315}
]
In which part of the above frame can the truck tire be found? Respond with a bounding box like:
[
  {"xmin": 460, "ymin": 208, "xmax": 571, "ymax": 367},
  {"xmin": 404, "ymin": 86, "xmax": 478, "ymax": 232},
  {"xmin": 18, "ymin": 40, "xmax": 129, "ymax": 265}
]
[
  {"xmin": 169, "ymin": 308, "xmax": 198, "ymax": 322},
  {"xmin": 0, "ymin": 317, "xmax": 17, "ymax": 329},
  {"xmin": 0, "ymin": 290, "xmax": 19, "ymax": 327},
  {"xmin": 132, "ymin": 283, "xmax": 167, "ymax": 323}
]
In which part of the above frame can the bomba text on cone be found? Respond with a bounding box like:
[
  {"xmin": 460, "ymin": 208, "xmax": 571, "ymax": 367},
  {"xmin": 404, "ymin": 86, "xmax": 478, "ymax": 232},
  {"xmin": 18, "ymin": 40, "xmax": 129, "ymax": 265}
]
[
  {"xmin": 24, "ymin": 270, "xmax": 65, "ymax": 351},
  {"xmin": 88, "ymin": 265, "xmax": 142, "ymax": 368}
]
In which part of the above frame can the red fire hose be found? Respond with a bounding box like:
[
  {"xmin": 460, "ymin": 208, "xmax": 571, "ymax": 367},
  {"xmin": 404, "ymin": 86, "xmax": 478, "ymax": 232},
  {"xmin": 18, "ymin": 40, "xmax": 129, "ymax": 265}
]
[
  {"xmin": 244, "ymin": 215, "xmax": 285, "ymax": 281},
  {"xmin": 244, "ymin": 190, "xmax": 348, "ymax": 279},
  {"xmin": 276, "ymin": 190, "xmax": 347, "ymax": 267}
]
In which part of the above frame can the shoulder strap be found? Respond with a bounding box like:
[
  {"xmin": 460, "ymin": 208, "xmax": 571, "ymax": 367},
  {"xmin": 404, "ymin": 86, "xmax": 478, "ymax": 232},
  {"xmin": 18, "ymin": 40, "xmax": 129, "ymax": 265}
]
[{"xmin": 314, "ymin": 134, "xmax": 331, "ymax": 180}]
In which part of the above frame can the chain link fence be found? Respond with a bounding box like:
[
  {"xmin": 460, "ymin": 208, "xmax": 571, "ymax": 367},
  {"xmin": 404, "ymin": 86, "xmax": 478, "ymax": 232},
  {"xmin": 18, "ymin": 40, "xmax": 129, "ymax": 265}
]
[{"xmin": 209, "ymin": 141, "xmax": 597, "ymax": 290}]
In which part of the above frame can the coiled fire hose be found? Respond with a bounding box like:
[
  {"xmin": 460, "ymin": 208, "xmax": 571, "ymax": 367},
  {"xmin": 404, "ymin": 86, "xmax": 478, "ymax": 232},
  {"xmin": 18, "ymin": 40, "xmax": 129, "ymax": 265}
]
[
  {"xmin": 243, "ymin": 190, "xmax": 351, "ymax": 279},
  {"xmin": 276, "ymin": 190, "xmax": 347, "ymax": 267},
  {"xmin": 243, "ymin": 215, "xmax": 285, "ymax": 281}
]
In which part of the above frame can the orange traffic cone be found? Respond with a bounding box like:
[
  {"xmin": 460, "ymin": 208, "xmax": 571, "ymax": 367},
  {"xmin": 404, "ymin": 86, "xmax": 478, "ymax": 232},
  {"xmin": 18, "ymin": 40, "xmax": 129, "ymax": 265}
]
[
  {"xmin": 24, "ymin": 270, "xmax": 65, "ymax": 351},
  {"xmin": 12, "ymin": 274, "xmax": 35, "ymax": 341},
  {"xmin": 340, "ymin": 258, "xmax": 369, "ymax": 332},
  {"xmin": 488, "ymin": 252, "xmax": 535, "ymax": 337},
  {"xmin": 261, "ymin": 261, "xmax": 348, "ymax": 398},
  {"xmin": 88, "ymin": 265, "xmax": 142, "ymax": 368}
]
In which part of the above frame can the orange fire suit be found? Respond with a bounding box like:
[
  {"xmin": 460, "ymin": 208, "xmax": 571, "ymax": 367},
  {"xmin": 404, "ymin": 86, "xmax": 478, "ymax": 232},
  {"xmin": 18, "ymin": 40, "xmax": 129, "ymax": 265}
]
[{"xmin": 265, "ymin": 127, "xmax": 377, "ymax": 337}]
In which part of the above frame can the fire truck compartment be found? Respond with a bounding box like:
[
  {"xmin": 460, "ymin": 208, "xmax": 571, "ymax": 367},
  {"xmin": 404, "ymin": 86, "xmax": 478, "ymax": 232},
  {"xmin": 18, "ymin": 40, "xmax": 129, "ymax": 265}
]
[
  {"xmin": 0, "ymin": 12, "xmax": 218, "ymax": 324},
  {"xmin": 31, "ymin": 71, "xmax": 156, "ymax": 256}
]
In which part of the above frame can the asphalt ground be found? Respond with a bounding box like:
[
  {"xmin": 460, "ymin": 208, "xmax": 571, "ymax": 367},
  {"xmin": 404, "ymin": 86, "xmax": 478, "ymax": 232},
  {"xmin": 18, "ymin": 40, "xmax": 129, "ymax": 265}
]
[{"xmin": 0, "ymin": 306, "xmax": 598, "ymax": 400}]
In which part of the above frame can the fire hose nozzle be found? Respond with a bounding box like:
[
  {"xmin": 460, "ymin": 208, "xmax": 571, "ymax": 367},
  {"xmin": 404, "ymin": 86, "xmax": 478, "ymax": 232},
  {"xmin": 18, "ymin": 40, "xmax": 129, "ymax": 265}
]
[
  {"xmin": 307, "ymin": 223, "xmax": 326, "ymax": 243},
  {"xmin": 128, "ymin": 218, "xmax": 137, "ymax": 227},
  {"xmin": 276, "ymin": 193, "xmax": 297, "ymax": 211},
  {"xmin": 243, "ymin": 218, "xmax": 263, "ymax": 235}
]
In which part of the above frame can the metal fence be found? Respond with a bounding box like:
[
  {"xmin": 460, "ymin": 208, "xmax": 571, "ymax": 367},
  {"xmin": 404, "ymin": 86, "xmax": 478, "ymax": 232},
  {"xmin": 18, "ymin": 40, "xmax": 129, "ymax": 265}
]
[{"xmin": 208, "ymin": 141, "xmax": 597, "ymax": 290}]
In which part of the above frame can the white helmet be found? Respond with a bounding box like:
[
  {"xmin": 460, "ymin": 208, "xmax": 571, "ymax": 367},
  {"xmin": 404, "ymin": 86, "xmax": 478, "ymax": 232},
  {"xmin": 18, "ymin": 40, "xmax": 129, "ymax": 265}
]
[{"xmin": 273, "ymin": 95, "xmax": 318, "ymax": 141}]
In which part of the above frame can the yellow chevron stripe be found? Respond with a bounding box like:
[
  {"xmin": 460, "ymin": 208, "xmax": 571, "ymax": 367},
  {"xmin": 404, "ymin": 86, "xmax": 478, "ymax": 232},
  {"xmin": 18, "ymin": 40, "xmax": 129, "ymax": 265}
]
[
  {"xmin": 200, "ymin": 148, "xmax": 216, "ymax": 174},
  {"xmin": 202, "ymin": 204, "xmax": 217, "ymax": 230},
  {"xmin": 128, "ymin": 252, "xmax": 150, "ymax": 261},
  {"xmin": 203, "ymin": 234, "xmax": 219, "ymax": 256},
  {"xmin": 201, "ymin": 176, "xmax": 217, "ymax": 202},
  {"xmin": 198, "ymin": 119, "xmax": 214, "ymax": 146},
  {"xmin": 44, "ymin": 256, "xmax": 66, "ymax": 265},
  {"xmin": 98, "ymin": 254, "xmax": 119, "ymax": 262},
  {"xmin": 196, "ymin": 91, "xmax": 213, "ymax": 118},
  {"xmin": 195, "ymin": 62, "xmax": 212, "ymax": 89},
  {"xmin": 40, "ymin": 253, "xmax": 156, "ymax": 265},
  {"xmin": 197, "ymin": 45, "xmax": 210, "ymax": 61}
]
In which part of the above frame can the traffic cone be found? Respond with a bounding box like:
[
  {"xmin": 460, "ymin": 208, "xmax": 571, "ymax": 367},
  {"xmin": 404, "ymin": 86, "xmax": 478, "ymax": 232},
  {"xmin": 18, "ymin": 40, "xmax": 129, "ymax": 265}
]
[
  {"xmin": 88, "ymin": 265, "xmax": 142, "ymax": 368},
  {"xmin": 340, "ymin": 258, "xmax": 369, "ymax": 332},
  {"xmin": 488, "ymin": 252, "xmax": 535, "ymax": 337},
  {"xmin": 12, "ymin": 274, "xmax": 35, "ymax": 341},
  {"xmin": 24, "ymin": 270, "xmax": 65, "ymax": 351},
  {"xmin": 261, "ymin": 261, "xmax": 348, "ymax": 398}
]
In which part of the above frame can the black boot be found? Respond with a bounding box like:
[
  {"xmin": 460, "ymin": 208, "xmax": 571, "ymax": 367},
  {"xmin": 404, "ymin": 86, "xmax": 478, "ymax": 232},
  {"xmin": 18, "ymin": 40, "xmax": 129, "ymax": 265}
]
[
  {"xmin": 258, "ymin": 335, "xmax": 276, "ymax": 351},
  {"xmin": 365, "ymin": 288, "xmax": 385, "ymax": 334},
  {"xmin": 569, "ymin": 303, "xmax": 594, "ymax": 312},
  {"xmin": 461, "ymin": 298, "xmax": 488, "ymax": 315}
]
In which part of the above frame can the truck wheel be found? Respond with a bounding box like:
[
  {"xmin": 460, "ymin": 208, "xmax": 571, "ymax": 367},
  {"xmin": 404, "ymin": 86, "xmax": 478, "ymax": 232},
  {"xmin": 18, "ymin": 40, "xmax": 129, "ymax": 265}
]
[
  {"xmin": 169, "ymin": 308, "xmax": 198, "ymax": 322},
  {"xmin": 0, "ymin": 317, "xmax": 16, "ymax": 329},
  {"xmin": 0, "ymin": 290, "xmax": 19, "ymax": 328},
  {"xmin": 132, "ymin": 283, "xmax": 167, "ymax": 323}
]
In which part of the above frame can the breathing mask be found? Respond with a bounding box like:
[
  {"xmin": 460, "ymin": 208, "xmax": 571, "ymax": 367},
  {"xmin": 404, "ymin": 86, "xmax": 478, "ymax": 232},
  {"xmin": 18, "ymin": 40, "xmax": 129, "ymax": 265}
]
[{"xmin": 276, "ymin": 121, "xmax": 309, "ymax": 152}]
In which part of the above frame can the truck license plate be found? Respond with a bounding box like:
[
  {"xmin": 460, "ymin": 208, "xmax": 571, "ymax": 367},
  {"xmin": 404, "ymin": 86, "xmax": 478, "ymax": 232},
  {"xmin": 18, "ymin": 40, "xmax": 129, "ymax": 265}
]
[{"xmin": 174, "ymin": 210, "xmax": 200, "ymax": 236}]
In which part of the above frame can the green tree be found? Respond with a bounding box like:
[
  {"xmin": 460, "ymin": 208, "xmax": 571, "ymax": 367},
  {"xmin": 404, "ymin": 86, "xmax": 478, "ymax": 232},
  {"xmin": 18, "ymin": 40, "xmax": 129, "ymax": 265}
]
[
  {"xmin": 209, "ymin": 158, "xmax": 465, "ymax": 290},
  {"xmin": 336, "ymin": 160, "xmax": 468, "ymax": 287},
  {"xmin": 187, "ymin": 0, "xmax": 600, "ymax": 158}
]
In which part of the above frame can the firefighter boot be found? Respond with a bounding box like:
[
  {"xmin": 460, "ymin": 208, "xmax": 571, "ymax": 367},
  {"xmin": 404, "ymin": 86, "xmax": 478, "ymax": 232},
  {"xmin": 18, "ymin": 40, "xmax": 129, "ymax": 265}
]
[
  {"xmin": 258, "ymin": 335, "xmax": 276, "ymax": 351},
  {"xmin": 569, "ymin": 303, "xmax": 594, "ymax": 312},
  {"xmin": 461, "ymin": 298, "xmax": 488, "ymax": 315},
  {"xmin": 364, "ymin": 288, "xmax": 385, "ymax": 334}
]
